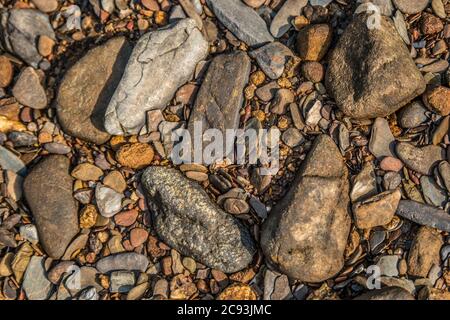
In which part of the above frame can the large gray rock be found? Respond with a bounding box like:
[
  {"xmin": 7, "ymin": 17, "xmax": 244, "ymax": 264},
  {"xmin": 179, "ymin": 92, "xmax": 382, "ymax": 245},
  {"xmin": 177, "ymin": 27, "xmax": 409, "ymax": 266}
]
[
  {"xmin": 57, "ymin": 37, "xmax": 132, "ymax": 145},
  {"xmin": 261, "ymin": 135, "xmax": 351, "ymax": 282},
  {"xmin": 22, "ymin": 256, "xmax": 53, "ymax": 300},
  {"xmin": 326, "ymin": 14, "xmax": 426, "ymax": 119},
  {"xmin": 396, "ymin": 200, "xmax": 450, "ymax": 232},
  {"xmin": 23, "ymin": 155, "xmax": 79, "ymax": 259},
  {"xmin": 206, "ymin": 0, "xmax": 273, "ymax": 47},
  {"xmin": 395, "ymin": 142, "xmax": 444, "ymax": 175},
  {"xmin": 142, "ymin": 167, "xmax": 256, "ymax": 273},
  {"xmin": 0, "ymin": 9, "xmax": 55, "ymax": 68},
  {"xmin": 104, "ymin": 18, "xmax": 208, "ymax": 135},
  {"xmin": 187, "ymin": 52, "xmax": 251, "ymax": 161}
]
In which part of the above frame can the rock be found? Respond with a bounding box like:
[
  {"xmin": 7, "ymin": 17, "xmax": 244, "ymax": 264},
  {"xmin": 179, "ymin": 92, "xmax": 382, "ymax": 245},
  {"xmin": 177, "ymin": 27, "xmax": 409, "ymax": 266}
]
[
  {"xmin": 301, "ymin": 61, "xmax": 324, "ymax": 83},
  {"xmin": 431, "ymin": 0, "xmax": 446, "ymax": 18},
  {"xmin": 256, "ymin": 81, "xmax": 279, "ymax": 101},
  {"xmin": 71, "ymin": 163, "xmax": 103, "ymax": 181},
  {"xmin": 19, "ymin": 224, "xmax": 39, "ymax": 244},
  {"xmin": 438, "ymin": 161, "xmax": 450, "ymax": 192},
  {"xmin": 392, "ymin": 0, "xmax": 429, "ymax": 14},
  {"xmin": 305, "ymin": 100, "xmax": 322, "ymax": 126},
  {"xmin": 205, "ymin": 0, "xmax": 273, "ymax": 47},
  {"xmin": 0, "ymin": 9, "xmax": 55, "ymax": 68},
  {"xmin": 243, "ymin": 0, "xmax": 266, "ymax": 8},
  {"xmin": 79, "ymin": 205, "xmax": 98, "ymax": 229},
  {"xmin": 419, "ymin": 287, "xmax": 450, "ymax": 300},
  {"xmin": 395, "ymin": 142, "xmax": 444, "ymax": 175},
  {"xmin": 57, "ymin": 37, "xmax": 131, "ymax": 145},
  {"xmin": 0, "ymin": 146, "xmax": 26, "ymax": 175},
  {"xmin": 12, "ymin": 67, "xmax": 47, "ymax": 110},
  {"xmin": 271, "ymin": 89, "xmax": 295, "ymax": 114},
  {"xmin": 95, "ymin": 183, "xmax": 124, "ymax": 218},
  {"xmin": 187, "ymin": 52, "xmax": 251, "ymax": 161},
  {"xmin": 407, "ymin": 226, "xmax": 443, "ymax": 278},
  {"xmin": 8, "ymin": 131, "xmax": 37, "ymax": 147},
  {"xmin": 62, "ymin": 233, "xmax": 89, "ymax": 260},
  {"xmin": 423, "ymin": 86, "xmax": 450, "ymax": 116},
  {"xmin": 421, "ymin": 13, "xmax": 443, "ymax": 35},
  {"xmin": 130, "ymin": 228, "xmax": 149, "ymax": 248},
  {"xmin": 270, "ymin": 0, "xmax": 308, "ymax": 38},
  {"xmin": 376, "ymin": 255, "xmax": 399, "ymax": 277},
  {"xmin": 141, "ymin": 0, "xmax": 159, "ymax": 10},
  {"xmin": 420, "ymin": 176, "xmax": 447, "ymax": 207},
  {"xmin": 369, "ymin": 118, "xmax": 395, "ymax": 158},
  {"xmin": 296, "ymin": 24, "xmax": 332, "ymax": 61},
  {"xmin": 261, "ymin": 135, "xmax": 351, "ymax": 282},
  {"xmin": 0, "ymin": 56, "xmax": 13, "ymax": 88},
  {"xmin": 142, "ymin": 167, "xmax": 256, "ymax": 273},
  {"xmin": 353, "ymin": 189, "xmax": 401, "ymax": 229},
  {"xmin": 185, "ymin": 171, "xmax": 208, "ymax": 182},
  {"xmin": 110, "ymin": 271, "xmax": 135, "ymax": 293},
  {"xmin": 354, "ymin": 287, "xmax": 414, "ymax": 300},
  {"xmin": 383, "ymin": 172, "xmax": 402, "ymax": 190},
  {"xmin": 350, "ymin": 162, "xmax": 378, "ymax": 203},
  {"xmin": 103, "ymin": 170, "xmax": 127, "ymax": 193},
  {"xmin": 249, "ymin": 42, "xmax": 294, "ymax": 80},
  {"xmin": 31, "ymin": 0, "xmax": 58, "ymax": 13},
  {"xmin": 23, "ymin": 155, "xmax": 79, "ymax": 259},
  {"xmin": 4, "ymin": 170, "xmax": 23, "ymax": 201},
  {"xmin": 217, "ymin": 283, "xmax": 257, "ymax": 300},
  {"xmin": 223, "ymin": 198, "xmax": 250, "ymax": 215},
  {"xmin": 326, "ymin": 14, "xmax": 426, "ymax": 119},
  {"xmin": 146, "ymin": 109, "xmax": 164, "ymax": 133},
  {"xmin": 37, "ymin": 35, "xmax": 54, "ymax": 57},
  {"xmin": 115, "ymin": 143, "xmax": 154, "ymax": 169},
  {"xmin": 22, "ymin": 256, "xmax": 53, "ymax": 300},
  {"xmin": 396, "ymin": 200, "xmax": 450, "ymax": 232},
  {"xmin": 43, "ymin": 142, "xmax": 71, "ymax": 154},
  {"xmin": 380, "ymin": 157, "xmax": 403, "ymax": 172},
  {"xmin": 398, "ymin": 101, "xmax": 428, "ymax": 129},
  {"xmin": 104, "ymin": 19, "xmax": 208, "ymax": 135},
  {"xmin": 96, "ymin": 252, "xmax": 149, "ymax": 273},
  {"xmin": 281, "ymin": 128, "xmax": 304, "ymax": 148},
  {"xmin": 114, "ymin": 208, "xmax": 138, "ymax": 227}
]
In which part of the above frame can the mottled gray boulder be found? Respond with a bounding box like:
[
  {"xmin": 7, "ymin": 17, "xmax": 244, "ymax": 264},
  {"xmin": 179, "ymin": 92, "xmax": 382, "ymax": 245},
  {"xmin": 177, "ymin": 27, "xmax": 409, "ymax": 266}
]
[
  {"xmin": 23, "ymin": 155, "xmax": 79, "ymax": 259},
  {"xmin": 0, "ymin": 9, "xmax": 55, "ymax": 68},
  {"xmin": 187, "ymin": 52, "xmax": 251, "ymax": 161},
  {"xmin": 206, "ymin": 0, "xmax": 273, "ymax": 47},
  {"xmin": 354, "ymin": 287, "xmax": 415, "ymax": 300},
  {"xmin": 142, "ymin": 167, "xmax": 256, "ymax": 273},
  {"xmin": 57, "ymin": 37, "xmax": 132, "ymax": 145},
  {"xmin": 104, "ymin": 18, "xmax": 208, "ymax": 135},
  {"xmin": 396, "ymin": 200, "xmax": 450, "ymax": 232},
  {"xmin": 326, "ymin": 14, "xmax": 426, "ymax": 119},
  {"xmin": 261, "ymin": 135, "xmax": 351, "ymax": 282}
]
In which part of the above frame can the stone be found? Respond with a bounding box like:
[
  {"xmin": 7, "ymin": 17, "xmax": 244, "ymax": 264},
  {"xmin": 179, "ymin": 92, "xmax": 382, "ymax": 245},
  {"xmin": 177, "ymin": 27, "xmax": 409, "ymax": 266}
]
[
  {"xmin": 380, "ymin": 157, "xmax": 404, "ymax": 172},
  {"xmin": 95, "ymin": 183, "xmax": 124, "ymax": 218},
  {"xmin": 419, "ymin": 287, "xmax": 450, "ymax": 300},
  {"xmin": 146, "ymin": 109, "xmax": 164, "ymax": 133},
  {"xmin": 57, "ymin": 37, "xmax": 132, "ymax": 145},
  {"xmin": 369, "ymin": 118, "xmax": 395, "ymax": 158},
  {"xmin": 281, "ymin": 128, "xmax": 304, "ymax": 148},
  {"xmin": 271, "ymin": 89, "xmax": 295, "ymax": 114},
  {"xmin": 0, "ymin": 56, "xmax": 13, "ymax": 88},
  {"xmin": 249, "ymin": 42, "xmax": 294, "ymax": 80},
  {"xmin": 217, "ymin": 283, "xmax": 257, "ymax": 300},
  {"xmin": 431, "ymin": 0, "xmax": 446, "ymax": 18},
  {"xmin": 398, "ymin": 101, "xmax": 428, "ymax": 129},
  {"xmin": 23, "ymin": 155, "xmax": 79, "ymax": 259},
  {"xmin": 114, "ymin": 208, "xmax": 138, "ymax": 227},
  {"xmin": 396, "ymin": 200, "xmax": 450, "ymax": 232},
  {"xmin": 103, "ymin": 170, "xmax": 127, "ymax": 193},
  {"xmin": 141, "ymin": 0, "xmax": 159, "ymax": 10},
  {"xmin": 187, "ymin": 52, "xmax": 251, "ymax": 161},
  {"xmin": 407, "ymin": 226, "xmax": 443, "ymax": 278},
  {"xmin": 423, "ymin": 86, "xmax": 450, "ymax": 116},
  {"xmin": 376, "ymin": 255, "xmax": 400, "ymax": 277},
  {"xmin": 104, "ymin": 19, "xmax": 208, "ymax": 135},
  {"xmin": 8, "ymin": 131, "xmax": 37, "ymax": 147},
  {"xmin": 0, "ymin": 9, "xmax": 55, "ymax": 68},
  {"xmin": 421, "ymin": 13, "xmax": 443, "ymax": 35},
  {"xmin": 12, "ymin": 67, "xmax": 47, "ymax": 110},
  {"xmin": 62, "ymin": 233, "xmax": 89, "ymax": 260},
  {"xmin": 0, "ymin": 146, "xmax": 26, "ymax": 175},
  {"xmin": 301, "ymin": 61, "xmax": 324, "ymax": 83},
  {"xmin": 96, "ymin": 252, "xmax": 149, "ymax": 273},
  {"xmin": 383, "ymin": 172, "xmax": 402, "ymax": 190},
  {"xmin": 326, "ymin": 14, "xmax": 426, "ymax": 119},
  {"xmin": 130, "ymin": 228, "xmax": 149, "ymax": 247},
  {"xmin": 43, "ymin": 142, "xmax": 71, "ymax": 155},
  {"xmin": 31, "ymin": 0, "xmax": 58, "ymax": 12},
  {"xmin": 115, "ymin": 143, "xmax": 154, "ymax": 169},
  {"xmin": 19, "ymin": 224, "xmax": 39, "ymax": 244},
  {"xmin": 353, "ymin": 189, "xmax": 401, "ymax": 229},
  {"xmin": 395, "ymin": 142, "xmax": 444, "ymax": 175},
  {"xmin": 22, "ymin": 256, "xmax": 53, "ymax": 300},
  {"xmin": 71, "ymin": 163, "xmax": 103, "ymax": 181},
  {"xmin": 110, "ymin": 271, "xmax": 135, "ymax": 293},
  {"xmin": 37, "ymin": 35, "xmax": 54, "ymax": 57},
  {"xmin": 438, "ymin": 161, "xmax": 450, "ymax": 192},
  {"xmin": 261, "ymin": 135, "xmax": 351, "ymax": 282},
  {"xmin": 243, "ymin": 0, "xmax": 266, "ymax": 8},
  {"xmin": 205, "ymin": 0, "xmax": 273, "ymax": 47},
  {"xmin": 256, "ymin": 81, "xmax": 279, "ymax": 101},
  {"xmin": 142, "ymin": 167, "xmax": 256, "ymax": 273},
  {"xmin": 270, "ymin": 0, "xmax": 308, "ymax": 38},
  {"xmin": 223, "ymin": 198, "xmax": 250, "ymax": 215},
  {"xmin": 5, "ymin": 170, "xmax": 23, "ymax": 201},
  {"xmin": 79, "ymin": 205, "xmax": 98, "ymax": 229},
  {"xmin": 296, "ymin": 24, "xmax": 332, "ymax": 61},
  {"xmin": 392, "ymin": 0, "xmax": 429, "ymax": 14},
  {"xmin": 350, "ymin": 162, "xmax": 378, "ymax": 203},
  {"xmin": 420, "ymin": 176, "xmax": 447, "ymax": 207},
  {"xmin": 354, "ymin": 287, "xmax": 414, "ymax": 300}
]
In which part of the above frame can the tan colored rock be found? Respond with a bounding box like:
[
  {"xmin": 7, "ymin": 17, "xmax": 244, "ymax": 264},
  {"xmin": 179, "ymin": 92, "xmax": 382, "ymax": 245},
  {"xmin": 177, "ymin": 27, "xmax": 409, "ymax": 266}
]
[
  {"xmin": 115, "ymin": 143, "xmax": 154, "ymax": 169},
  {"xmin": 217, "ymin": 283, "xmax": 257, "ymax": 300},
  {"xmin": 296, "ymin": 24, "xmax": 332, "ymax": 61},
  {"xmin": 37, "ymin": 35, "xmax": 55, "ymax": 57},
  {"xmin": 103, "ymin": 170, "xmax": 127, "ymax": 193},
  {"xmin": 71, "ymin": 163, "xmax": 103, "ymax": 181},
  {"xmin": 79, "ymin": 204, "xmax": 98, "ymax": 229},
  {"xmin": 0, "ymin": 56, "xmax": 13, "ymax": 88},
  {"xmin": 423, "ymin": 86, "xmax": 450, "ymax": 116}
]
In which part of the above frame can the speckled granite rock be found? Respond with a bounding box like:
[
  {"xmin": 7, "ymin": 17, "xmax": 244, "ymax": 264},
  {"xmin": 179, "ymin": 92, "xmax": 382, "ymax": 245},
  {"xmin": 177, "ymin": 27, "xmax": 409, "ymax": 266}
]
[{"xmin": 142, "ymin": 166, "xmax": 256, "ymax": 273}]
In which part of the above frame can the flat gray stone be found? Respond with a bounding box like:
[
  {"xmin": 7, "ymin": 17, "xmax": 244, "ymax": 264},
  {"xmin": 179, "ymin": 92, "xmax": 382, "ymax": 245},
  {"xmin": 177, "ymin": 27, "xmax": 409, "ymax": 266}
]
[
  {"xmin": 369, "ymin": 118, "xmax": 395, "ymax": 158},
  {"xmin": 0, "ymin": 145, "xmax": 26, "ymax": 175},
  {"xmin": 22, "ymin": 256, "xmax": 53, "ymax": 300},
  {"xmin": 392, "ymin": 0, "xmax": 430, "ymax": 14},
  {"xmin": 96, "ymin": 253, "xmax": 149, "ymax": 273},
  {"xmin": 396, "ymin": 200, "xmax": 450, "ymax": 232},
  {"xmin": 142, "ymin": 167, "xmax": 256, "ymax": 273},
  {"xmin": 395, "ymin": 142, "xmax": 445, "ymax": 175},
  {"xmin": 110, "ymin": 271, "xmax": 135, "ymax": 293},
  {"xmin": 104, "ymin": 18, "xmax": 208, "ymax": 135},
  {"xmin": 206, "ymin": 0, "xmax": 273, "ymax": 47},
  {"xmin": 12, "ymin": 67, "xmax": 47, "ymax": 109},
  {"xmin": 420, "ymin": 176, "xmax": 447, "ymax": 207},
  {"xmin": 398, "ymin": 101, "xmax": 428, "ymax": 129},
  {"xmin": 270, "ymin": 0, "xmax": 308, "ymax": 38},
  {"xmin": 250, "ymin": 42, "xmax": 294, "ymax": 79},
  {"xmin": 376, "ymin": 255, "xmax": 399, "ymax": 277}
]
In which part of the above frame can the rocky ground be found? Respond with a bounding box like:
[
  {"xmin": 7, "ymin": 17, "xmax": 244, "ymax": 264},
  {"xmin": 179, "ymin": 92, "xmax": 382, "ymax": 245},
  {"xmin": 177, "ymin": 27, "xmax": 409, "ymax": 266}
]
[{"xmin": 0, "ymin": 0, "xmax": 449, "ymax": 301}]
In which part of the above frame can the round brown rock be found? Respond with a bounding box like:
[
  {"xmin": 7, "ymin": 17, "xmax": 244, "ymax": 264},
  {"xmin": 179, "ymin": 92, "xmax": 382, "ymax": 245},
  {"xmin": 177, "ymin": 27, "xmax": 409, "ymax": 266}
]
[
  {"xmin": 115, "ymin": 143, "xmax": 154, "ymax": 169},
  {"xmin": 0, "ymin": 56, "xmax": 13, "ymax": 88},
  {"xmin": 296, "ymin": 24, "xmax": 332, "ymax": 61},
  {"xmin": 392, "ymin": 0, "xmax": 430, "ymax": 14},
  {"xmin": 301, "ymin": 61, "xmax": 324, "ymax": 83}
]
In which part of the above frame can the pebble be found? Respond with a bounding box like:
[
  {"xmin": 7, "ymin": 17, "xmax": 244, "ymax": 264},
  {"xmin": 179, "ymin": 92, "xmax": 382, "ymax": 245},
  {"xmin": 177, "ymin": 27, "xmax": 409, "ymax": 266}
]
[
  {"xmin": 142, "ymin": 0, "xmax": 159, "ymax": 10},
  {"xmin": 62, "ymin": 233, "xmax": 89, "ymax": 260},
  {"xmin": 420, "ymin": 59, "xmax": 449, "ymax": 73},
  {"xmin": 37, "ymin": 35, "xmax": 55, "ymax": 57},
  {"xmin": 431, "ymin": 0, "xmax": 446, "ymax": 18},
  {"xmin": 43, "ymin": 142, "xmax": 71, "ymax": 155},
  {"xmin": 71, "ymin": 163, "xmax": 103, "ymax": 181},
  {"xmin": 423, "ymin": 86, "xmax": 450, "ymax": 116},
  {"xmin": 115, "ymin": 143, "xmax": 154, "ymax": 169},
  {"xmin": 95, "ymin": 183, "xmax": 124, "ymax": 218},
  {"xmin": 398, "ymin": 101, "xmax": 428, "ymax": 129},
  {"xmin": 396, "ymin": 200, "xmax": 450, "ymax": 232},
  {"xmin": 270, "ymin": 0, "xmax": 308, "ymax": 38},
  {"xmin": 301, "ymin": 61, "xmax": 324, "ymax": 83},
  {"xmin": 395, "ymin": 142, "xmax": 445, "ymax": 175},
  {"xmin": 250, "ymin": 42, "xmax": 294, "ymax": 80},
  {"xmin": 380, "ymin": 157, "xmax": 404, "ymax": 172},
  {"xmin": 114, "ymin": 208, "xmax": 139, "ymax": 227},
  {"xmin": 22, "ymin": 256, "xmax": 53, "ymax": 300},
  {"xmin": 354, "ymin": 287, "xmax": 414, "ymax": 300},
  {"xmin": 242, "ymin": 0, "xmax": 266, "ymax": 8},
  {"xmin": 256, "ymin": 82, "xmax": 279, "ymax": 102},
  {"xmin": 31, "ymin": 0, "xmax": 58, "ymax": 12},
  {"xmin": 421, "ymin": 13, "xmax": 444, "ymax": 35},
  {"xmin": 305, "ymin": 100, "xmax": 322, "ymax": 126},
  {"xmin": 8, "ymin": 131, "xmax": 37, "ymax": 147},
  {"xmin": 350, "ymin": 162, "xmax": 378, "ymax": 203},
  {"xmin": 0, "ymin": 146, "xmax": 26, "ymax": 175},
  {"xmin": 185, "ymin": 171, "xmax": 209, "ymax": 182},
  {"xmin": 103, "ymin": 170, "xmax": 127, "ymax": 193},
  {"xmin": 130, "ymin": 228, "xmax": 149, "ymax": 248},
  {"xmin": 296, "ymin": 24, "xmax": 332, "ymax": 61},
  {"xmin": 393, "ymin": 10, "xmax": 410, "ymax": 45},
  {"xmin": 0, "ymin": 56, "xmax": 13, "ymax": 88},
  {"xmin": 223, "ymin": 198, "xmax": 250, "ymax": 215},
  {"xmin": 369, "ymin": 118, "xmax": 395, "ymax": 158},
  {"xmin": 376, "ymin": 255, "xmax": 399, "ymax": 277},
  {"xmin": 271, "ymin": 89, "xmax": 294, "ymax": 114},
  {"xmin": 281, "ymin": 128, "xmax": 304, "ymax": 148},
  {"xmin": 79, "ymin": 205, "xmax": 99, "ymax": 229},
  {"xmin": 96, "ymin": 252, "xmax": 149, "ymax": 273},
  {"xmin": 79, "ymin": 287, "xmax": 99, "ymax": 300},
  {"xmin": 12, "ymin": 67, "xmax": 47, "ymax": 110},
  {"xmin": 383, "ymin": 172, "xmax": 402, "ymax": 190},
  {"xmin": 438, "ymin": 161, "xmax": 450, "ymax": 192},
  {"xmin": 110, "ymin": 271, "xmax": 136, "ymax": 293},
  {"xmin": 392, "ymin": 0, "xmax": 430, "ymax": 14},
  {"xmin": 19, "ymin": 224, "xmax": 39, "ymax": 244},
  {"xmin": 420, "ymin": 175, "xmax": 447, "ymax": 207}
]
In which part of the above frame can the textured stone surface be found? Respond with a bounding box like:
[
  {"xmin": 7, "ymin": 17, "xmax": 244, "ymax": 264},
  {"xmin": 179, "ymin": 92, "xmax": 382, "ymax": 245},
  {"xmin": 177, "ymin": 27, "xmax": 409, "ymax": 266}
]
[
  {"xmin": 326, "ymin": 14, "xmax": 426, "ymax": 119},
  {"xmin": 395, "ymin": 142, "xmax": 444, "ymax": 175},
  {"xmin": 96, "ymin": 253, "xmax": 149, "ymax": 273},
  {"xmin": 261, "ymin": 135, "xmax": 351, "ymax": 282},
  {"xmin": 104, "ymin": 19, "xmax": 208, "ymax": 135},
  {"xmin": 12, "ymin": 67, "xmax": 47, "ymax": 109},
  {"xmin": 396, "ymin": 200, "xmax": 450, "ymax": 232},
  {"xmin": 354, "ymin": 287, "xmax": 415, "ymax": 300},
  {"xmin": 57, "ymin": 37, "xmax": 132, "ymax": 145},
  {"xmin": 142, "ymin": 167, "xmax": 256, "ymax": 273},
  {"xmin": 250, "ymin": 42, "xmax": 294, "ymax": 80},
  {"xmin": 22, "ymin": 256, "xmax": 53, "ymax": 300},
  {"xmin": 23, "ymin": 156, "xmax": 79, "ymax": 259},
  {"xmin": 0, "ymin": 9, "xmax": 55, "ymax": 68},
  {"xmin": 270, "ymin": 0, "xmax": 308, "ymax": 38},
  {"xmin": 205, "ymin": 0, "xmax": 273, "ymax": 47}
]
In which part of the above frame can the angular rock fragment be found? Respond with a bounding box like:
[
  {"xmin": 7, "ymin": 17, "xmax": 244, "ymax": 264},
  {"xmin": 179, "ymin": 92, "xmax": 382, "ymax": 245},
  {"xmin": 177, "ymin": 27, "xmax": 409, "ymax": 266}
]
[
  {"xmin": 22, "ymin": 256, "xmax": 53, "ymax": 300},
  {"xmin": 396, "ymin": 200, "xmax": 450, "ymax": 232},
  {"xmin": 142, "ymin": 167, "xmax": 256, "ymax": 273},
  {"xmin": 326, "ymin": 14, "xmax": 426, "ymax": 119},
  {"xmin": 270, "ymin": 0, "xmax": 308, "ymax": 38},
  {"xmin": 250, "ymin": 42, "xmax": 294, "ymax": 80},
  {"xmin": 104, "ymin": 18, "xmax": 208, "ymax": 135},
  {"xmin": 261, "ymin": 135, "xmax": 351, "ymax": 282}
]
